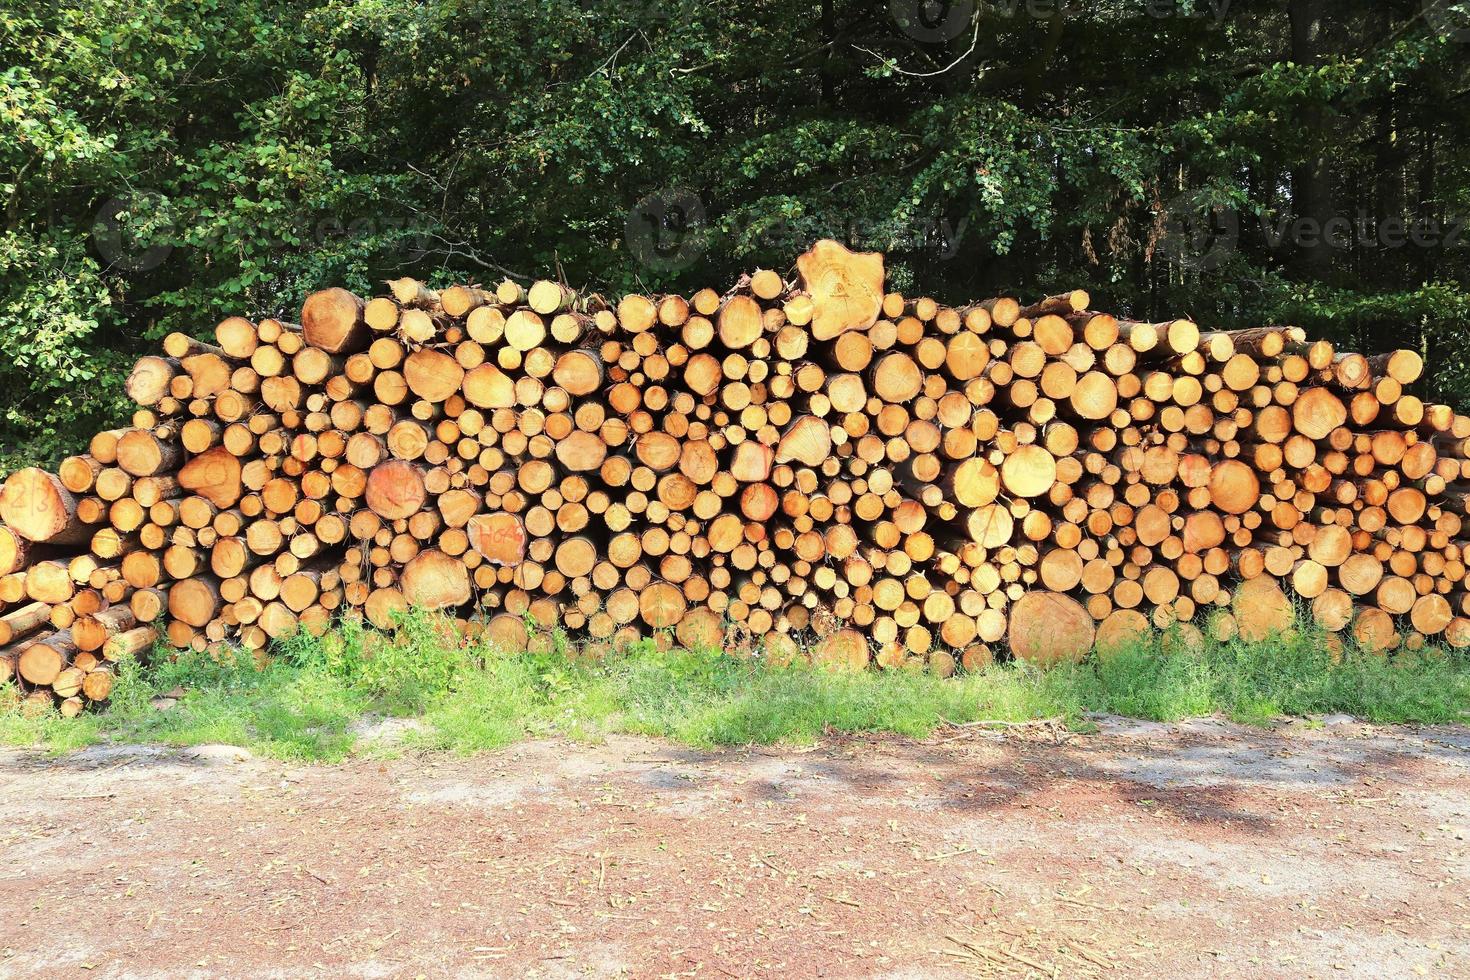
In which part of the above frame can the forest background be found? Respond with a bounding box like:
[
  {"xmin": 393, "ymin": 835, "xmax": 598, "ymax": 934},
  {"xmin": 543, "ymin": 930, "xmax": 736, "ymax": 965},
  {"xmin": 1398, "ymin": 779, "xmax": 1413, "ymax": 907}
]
[{"xmin": 2, "ymin": 0, "xmax": 1466, "ymax": 469}]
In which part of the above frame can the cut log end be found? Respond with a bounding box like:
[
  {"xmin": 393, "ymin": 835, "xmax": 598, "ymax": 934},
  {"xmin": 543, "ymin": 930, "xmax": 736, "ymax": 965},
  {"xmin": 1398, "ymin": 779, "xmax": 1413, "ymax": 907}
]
[
  {"xmin": 797, "ymin": 240, "xmax": 885, "ymax": 341},
  {"xmin": 1008, "ymin": 592, "xmax": 1095, "ymax": 667}
]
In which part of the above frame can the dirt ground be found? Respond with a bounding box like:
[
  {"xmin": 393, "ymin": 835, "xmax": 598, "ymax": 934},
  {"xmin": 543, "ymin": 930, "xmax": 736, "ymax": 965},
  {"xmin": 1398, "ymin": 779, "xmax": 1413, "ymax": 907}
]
[{"xmin": 0, "ymin": 717, "xmax": 1467, "ymax": 979}]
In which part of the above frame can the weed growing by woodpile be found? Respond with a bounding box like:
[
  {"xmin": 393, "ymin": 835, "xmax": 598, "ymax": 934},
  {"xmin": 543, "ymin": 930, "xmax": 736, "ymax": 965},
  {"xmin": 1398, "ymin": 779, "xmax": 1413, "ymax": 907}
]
[{"xmin": 3, "ymin": 609, "xmax": 1466, "ymax": 760}]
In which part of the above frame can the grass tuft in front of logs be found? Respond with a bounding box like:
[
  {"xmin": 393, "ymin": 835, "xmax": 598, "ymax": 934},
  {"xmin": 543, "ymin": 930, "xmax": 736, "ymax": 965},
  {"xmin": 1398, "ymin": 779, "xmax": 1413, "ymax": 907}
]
[{"xmin": 2, "ymin": 609, "xmax": 1467, "ymax": 760}]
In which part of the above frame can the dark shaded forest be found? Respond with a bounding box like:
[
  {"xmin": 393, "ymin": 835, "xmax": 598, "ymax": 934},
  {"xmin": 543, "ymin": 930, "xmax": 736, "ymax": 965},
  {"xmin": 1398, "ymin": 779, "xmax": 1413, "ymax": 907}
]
[{"xmin": 3, "ymin": 0, "xmax": 1467, "ymax": 467}]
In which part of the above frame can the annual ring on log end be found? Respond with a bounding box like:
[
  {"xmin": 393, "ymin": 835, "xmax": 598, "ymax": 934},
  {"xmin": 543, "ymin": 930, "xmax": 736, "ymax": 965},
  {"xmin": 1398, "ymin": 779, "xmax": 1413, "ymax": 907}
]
[{"xmin": 1009, "ymin": 592, "xmax": 1095, "ymax": 667}]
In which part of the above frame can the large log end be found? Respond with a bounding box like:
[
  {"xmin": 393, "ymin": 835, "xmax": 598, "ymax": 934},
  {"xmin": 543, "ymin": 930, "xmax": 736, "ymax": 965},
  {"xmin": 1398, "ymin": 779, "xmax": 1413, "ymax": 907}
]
[
  {"xmin": 0, "ymin": 469, "xmax": 86, "ymax": 545},
  {"xmin": 401, "ymin": 550, "xmax": 472, "ymax": 611},
  {"xmin": 301, "ymin": 287, "xmax": 367, "ymax": 354},
  {"xmin": 797, "ymin": 240, "xmax": 885, "ymax": 341},
  {"xmin": 1008, "ymin": 591, "xmax": 1095, "ymax": 667}
]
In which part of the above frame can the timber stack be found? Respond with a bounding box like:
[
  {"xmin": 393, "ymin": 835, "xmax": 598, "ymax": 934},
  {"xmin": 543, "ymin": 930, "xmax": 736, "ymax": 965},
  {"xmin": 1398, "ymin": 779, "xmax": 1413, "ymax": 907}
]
[{"xmin": 1, "ymin": 239, "xmax": 1466, "ymax": 714}]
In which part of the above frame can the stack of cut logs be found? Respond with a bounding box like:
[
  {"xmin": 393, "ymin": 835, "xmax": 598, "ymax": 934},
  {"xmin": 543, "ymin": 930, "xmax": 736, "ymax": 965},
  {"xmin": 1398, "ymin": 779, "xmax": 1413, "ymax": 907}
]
[{"xmin": 2, "ymin": 238, "xmax": 1467, "ymax": 713}]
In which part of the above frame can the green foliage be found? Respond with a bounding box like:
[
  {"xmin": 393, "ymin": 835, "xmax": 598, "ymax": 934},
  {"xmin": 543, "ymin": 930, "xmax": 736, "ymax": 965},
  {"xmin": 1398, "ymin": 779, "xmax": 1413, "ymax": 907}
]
[
  {"xmin": 76, "ymin": 644, "xmax": 368, "ymax": 759},
  {"xmin": 278, "ymin": 612, "xmax": 471, "ymax": 712},
  {"xmin": 2, "ymin": 610, "xmax": 1467, "ymax": 761},
  {"xmin": 3, "ymin": 2, "xmax": 1468, "ymax": 464},
  {"xmin": 0, "ymin": 231, "xmax": 131, "ymax": 470}
]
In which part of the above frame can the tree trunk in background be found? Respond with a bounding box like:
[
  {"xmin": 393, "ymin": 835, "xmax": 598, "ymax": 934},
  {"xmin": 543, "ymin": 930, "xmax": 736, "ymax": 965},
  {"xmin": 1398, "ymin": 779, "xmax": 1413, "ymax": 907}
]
[
  {"xmin": 820, "ymin": 0, "xmax": 834, "ymax": 107},
  {"xmin": 1414, "ymin": 120, "xmax": 1437, "ymax": 391},
  {"xmin": 1417, "ymin": 123, "xmax": 1438, "ymax": 287},
  {"xmin": 1371, "ymin": 99, "xmax": 1401, "ymax": 290},
  {"xmin": 1367, "ymin": 4, "xmax": 1407, "ymax": 359},
  {"xmin": 1289, "ymin": 0, "xmax": 1335, "ymax": 282}
]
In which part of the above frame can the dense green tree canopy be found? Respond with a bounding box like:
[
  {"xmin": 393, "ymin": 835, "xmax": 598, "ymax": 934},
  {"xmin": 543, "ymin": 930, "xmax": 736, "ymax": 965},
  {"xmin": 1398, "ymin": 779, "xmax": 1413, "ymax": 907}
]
[{"xmin": 3, "ymin": 0, "xmax": 1467, "ymax": 467}]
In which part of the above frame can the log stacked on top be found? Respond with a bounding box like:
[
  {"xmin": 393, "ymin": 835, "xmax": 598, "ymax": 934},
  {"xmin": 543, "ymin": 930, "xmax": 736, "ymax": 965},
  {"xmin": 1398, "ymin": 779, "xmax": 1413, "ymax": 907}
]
[{"xmin": 1, "ymin": 237, "xmax": 1467, "ymax": 713}]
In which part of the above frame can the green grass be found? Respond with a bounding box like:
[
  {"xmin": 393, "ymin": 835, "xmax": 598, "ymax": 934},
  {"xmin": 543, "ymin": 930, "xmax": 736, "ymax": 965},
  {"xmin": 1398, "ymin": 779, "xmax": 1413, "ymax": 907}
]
[{"xmin": 3, "ymin": 611, "xmax": 1469, "ymax": 761}]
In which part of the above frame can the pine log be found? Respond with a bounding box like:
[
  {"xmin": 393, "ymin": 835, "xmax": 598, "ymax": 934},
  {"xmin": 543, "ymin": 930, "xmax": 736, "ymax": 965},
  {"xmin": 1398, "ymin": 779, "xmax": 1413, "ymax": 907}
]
[
  {"xmin": 1232, "ymin": 577, "xmax": 1294, "ymax": 642},
  {"xmin": 1008, "ymin": 592, "xmax": 1095, "ymax": 667},
  {"xmin": 0, "ymin": 469, "xmax": 90, "ymax": 545},
  {"xmin": 400, "ymin": 550, "xmax": 472, "ymax": 610},
  {"xmin": 797, "ymin": 241, "xmax": 884, "ymax": 341},
  {"xmin": 302, "ymin": 288, "xmax": 369, "ymax": 353}
]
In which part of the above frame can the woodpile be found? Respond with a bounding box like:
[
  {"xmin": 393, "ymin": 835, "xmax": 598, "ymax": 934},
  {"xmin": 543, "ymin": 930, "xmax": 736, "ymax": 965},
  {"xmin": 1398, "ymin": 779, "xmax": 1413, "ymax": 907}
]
[{"xmin": 2, "ymin": 237, "xmax": 1467, "ymax": 712}]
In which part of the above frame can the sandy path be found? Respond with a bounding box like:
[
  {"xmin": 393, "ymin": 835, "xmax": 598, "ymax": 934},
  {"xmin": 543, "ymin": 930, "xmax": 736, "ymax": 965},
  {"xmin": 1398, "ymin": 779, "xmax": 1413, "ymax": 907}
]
[{"xmin": 0, "ymin": 716, "xmax": 1466, "ymax": 978}]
